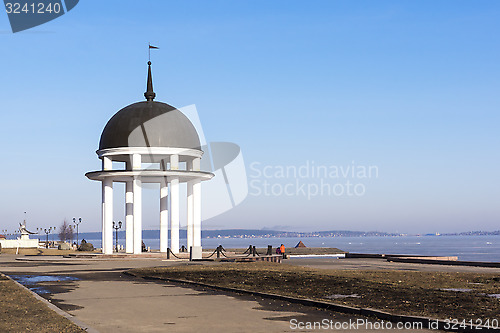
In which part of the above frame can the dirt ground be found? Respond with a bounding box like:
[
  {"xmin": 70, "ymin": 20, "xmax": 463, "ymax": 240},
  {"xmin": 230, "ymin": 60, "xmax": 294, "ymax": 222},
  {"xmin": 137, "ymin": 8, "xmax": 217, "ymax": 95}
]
[
  {"xmin": 0, "ymin": 274, "xmax": 84, "ymax": 333},
  {"xmin": 0, "ymin": 248, "xmax": 98, "ymax": 255},
  {"xmin": 130, "ymin": 261, "xmax": 500, "ymax": 322}
]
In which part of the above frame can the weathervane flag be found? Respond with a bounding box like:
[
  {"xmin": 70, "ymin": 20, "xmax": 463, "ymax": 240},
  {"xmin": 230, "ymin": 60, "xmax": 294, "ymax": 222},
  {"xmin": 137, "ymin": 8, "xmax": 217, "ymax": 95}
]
[{"xmin": 148, "ymin": 44, "xmax": 159, "ymax": 61}]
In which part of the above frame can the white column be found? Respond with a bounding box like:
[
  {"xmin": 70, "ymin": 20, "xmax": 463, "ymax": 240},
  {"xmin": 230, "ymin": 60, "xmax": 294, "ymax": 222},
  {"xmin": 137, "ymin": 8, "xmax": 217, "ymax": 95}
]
[
  {"xmin": 125, "ymin": 181, "xmax": 133, "ymax": 253},
  {"xmin": 187, "ymin": 180, "xmax": 194, "ymax": 250},
  {"xmin": 193, "ymin": 179, "xmax": 202, "ymax": 248},
  {"xmin": 102, "ymin": 179, "xmax": 113, "ymax": 254},
  {"xmin": 132, "ymin": 154, "xmax": 142, "ymax": 254},
  {"xmin": 160, "ymin": 179, "xmax": 169, "ymax": 253},
  {"xmin": 170, "ymin": 154, "xmax": 180, "ymax": 254},
  {"xmin": 102, "ymin": 157, "xmax": 113, "ymax": 255},
  {"xmin": 186, "ymin": 159, "xmax": 194, "ymax": 250},
  {"xmin": 192, "ymin": 157, "xmax": 202, "ymax": 259}
]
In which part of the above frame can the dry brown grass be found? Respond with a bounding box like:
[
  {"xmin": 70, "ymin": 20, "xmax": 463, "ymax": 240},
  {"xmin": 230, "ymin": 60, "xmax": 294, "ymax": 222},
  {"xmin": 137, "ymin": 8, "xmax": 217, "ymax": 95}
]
[
  {"xmin": 0, "ymin": 275, "xmax": 85, "ymax": 332},
  {"xmin": 130, "ymin": 262, "xmax": 500, "ymax": 321},
  {"xmin": 1, "ymin": 248, "xmax": 98, "ymax": 255}
]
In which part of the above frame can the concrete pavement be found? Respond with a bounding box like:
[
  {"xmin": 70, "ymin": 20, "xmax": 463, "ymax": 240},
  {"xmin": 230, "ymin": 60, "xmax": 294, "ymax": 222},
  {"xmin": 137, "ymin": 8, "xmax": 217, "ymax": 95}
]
[{"xmin": 0, "ymin": 255, "xmax": 437, "ymax": 332}]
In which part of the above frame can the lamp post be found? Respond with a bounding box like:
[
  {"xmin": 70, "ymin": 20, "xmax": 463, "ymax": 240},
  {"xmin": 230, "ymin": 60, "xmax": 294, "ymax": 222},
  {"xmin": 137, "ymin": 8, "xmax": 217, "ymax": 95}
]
[
  {"xmin": 44, "ymin": 227, "xmax": 52, "ymax": 248},
  {"xmin": 73, "ymin": 217, "xmax": 82, "ymax": 245},
  {"xmin": 112, "ymin": 221, "xmax": 122, "ymax": 252}
]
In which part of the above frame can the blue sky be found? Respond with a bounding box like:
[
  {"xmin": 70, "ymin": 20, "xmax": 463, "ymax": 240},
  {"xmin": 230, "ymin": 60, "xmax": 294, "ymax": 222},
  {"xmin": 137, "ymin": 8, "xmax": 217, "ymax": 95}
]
[{"xmin": 0, "ymin": 0, "xmax": 499, "ymax": 234}]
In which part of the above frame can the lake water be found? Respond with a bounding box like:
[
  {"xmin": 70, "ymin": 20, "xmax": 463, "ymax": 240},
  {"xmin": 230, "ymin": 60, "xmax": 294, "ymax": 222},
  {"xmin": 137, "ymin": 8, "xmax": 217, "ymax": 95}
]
[{"xmin": 79, "ymin": 235, "xmax": 500, "ymax": 262}]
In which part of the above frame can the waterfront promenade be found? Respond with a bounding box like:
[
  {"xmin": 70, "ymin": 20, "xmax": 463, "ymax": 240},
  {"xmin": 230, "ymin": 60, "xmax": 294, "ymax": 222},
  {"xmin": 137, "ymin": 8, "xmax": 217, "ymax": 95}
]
[
  {"xmin": 0, "ymin": 255, "xmax": 377, "ymax": 333},
  {"xmin": 3, "ymin": 254, "xmax": 493, "ymax": 332}
]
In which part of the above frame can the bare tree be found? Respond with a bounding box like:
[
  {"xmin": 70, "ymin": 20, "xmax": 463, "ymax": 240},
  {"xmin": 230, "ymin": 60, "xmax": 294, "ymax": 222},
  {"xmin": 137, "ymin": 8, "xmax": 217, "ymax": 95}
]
[{"xmin": 59, "ymin": 219, "xmax": 74, "ymax": 243}]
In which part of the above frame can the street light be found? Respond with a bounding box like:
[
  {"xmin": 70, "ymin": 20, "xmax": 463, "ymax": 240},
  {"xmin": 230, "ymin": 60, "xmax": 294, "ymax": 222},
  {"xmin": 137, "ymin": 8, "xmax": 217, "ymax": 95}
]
[
  {"xmin": 73, "ymin": 217, "xmax": 82, "ymax": 245},
  {"xmin": 112, "ymin": 221, "xmax": 122, "ymax": 253},
  {"xmin": 44, "ymin": 227, "xmax": 53, "ymax": 248}
]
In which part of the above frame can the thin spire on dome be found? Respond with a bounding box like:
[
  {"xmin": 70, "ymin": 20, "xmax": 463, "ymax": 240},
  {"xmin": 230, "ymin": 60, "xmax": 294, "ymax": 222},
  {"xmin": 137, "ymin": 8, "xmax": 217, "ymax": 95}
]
[{"xmin": 144, "ymin": 61, "xmax": 156, "ymax": 101}]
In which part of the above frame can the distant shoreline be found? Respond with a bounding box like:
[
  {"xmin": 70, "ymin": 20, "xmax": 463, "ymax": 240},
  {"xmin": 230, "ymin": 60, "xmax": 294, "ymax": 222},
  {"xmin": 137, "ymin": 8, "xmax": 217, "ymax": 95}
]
[{"xmin": 8, "ymin": 229, "xmax": 498, "ymax": 241}]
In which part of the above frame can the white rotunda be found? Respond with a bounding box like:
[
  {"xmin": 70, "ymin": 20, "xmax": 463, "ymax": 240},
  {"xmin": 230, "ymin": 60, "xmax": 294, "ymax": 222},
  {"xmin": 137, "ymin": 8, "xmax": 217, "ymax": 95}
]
[{"xmin": 86, "ymin": 61, "xmax": 214, "ymax": 258}]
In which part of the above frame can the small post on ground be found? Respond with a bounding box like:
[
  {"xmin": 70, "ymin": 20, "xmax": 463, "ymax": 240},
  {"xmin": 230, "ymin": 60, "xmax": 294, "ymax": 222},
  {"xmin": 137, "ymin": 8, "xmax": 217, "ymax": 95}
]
[
  {"xmin": 267, "ymin": 245, "xmax": 272, "ymax": 255},
  {"xmin": 167, "ymin": 248, "xmax": 170, "ymax": 259},
  {"xmin": 252, "ymin": 246, "xmax": 257, "ymax": 257}
]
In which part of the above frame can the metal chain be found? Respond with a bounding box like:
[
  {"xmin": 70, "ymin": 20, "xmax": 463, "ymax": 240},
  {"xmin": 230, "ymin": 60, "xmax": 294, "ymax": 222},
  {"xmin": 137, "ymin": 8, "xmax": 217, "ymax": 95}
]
[
  {"xmin": 205, "ymin": 248, "xmax": 219, "ymax": 259},
  {"xmin": 167, "ymin": 248, "xmax": 182, "ymax": 259}
]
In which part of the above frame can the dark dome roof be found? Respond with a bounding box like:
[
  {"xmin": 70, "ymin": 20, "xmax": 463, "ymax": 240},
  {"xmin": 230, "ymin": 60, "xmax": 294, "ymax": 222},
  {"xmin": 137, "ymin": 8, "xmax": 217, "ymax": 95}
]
[{"xmin": 99, "ymin": 101, "xmax": 201, "ymax": 150}]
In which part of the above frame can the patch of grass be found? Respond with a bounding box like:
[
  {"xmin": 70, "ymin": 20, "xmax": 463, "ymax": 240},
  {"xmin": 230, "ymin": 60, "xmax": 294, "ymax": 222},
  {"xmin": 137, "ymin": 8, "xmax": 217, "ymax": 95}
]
[
  {"xmin": 1, "ymin": 248, "xmax": 98, "ymax": 255},
  {"xmin": 1, "ymin": 248, "xmax": 44, "ymax": 255},
  {"xmin": 130, "ymin": 262, "xmax": 500, "ymax": 321},
  {"xmin": 0, "ymin": 275, "xmax": 85, "ymax": 332}
]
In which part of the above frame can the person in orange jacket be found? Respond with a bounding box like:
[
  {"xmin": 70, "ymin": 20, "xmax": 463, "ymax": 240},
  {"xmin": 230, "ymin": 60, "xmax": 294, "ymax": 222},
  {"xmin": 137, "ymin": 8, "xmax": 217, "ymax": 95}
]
[{"xmin": 280, "ymin": 244, "xmax": 286, "ymax": 258}]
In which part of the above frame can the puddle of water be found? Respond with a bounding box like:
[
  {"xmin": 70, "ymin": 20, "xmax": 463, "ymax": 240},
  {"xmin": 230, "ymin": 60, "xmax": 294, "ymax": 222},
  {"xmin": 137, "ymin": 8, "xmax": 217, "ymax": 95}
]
[
  {"xmin": 30, "ymin": 286, "xmax": 52, "ymax": 294},
  {"xmin": 325, "ymin": 294, "xmax": 361, "ymax": 299},
  {"xmin": 487, "ymin": 294, "xmax": 500, "ymax": 299},
  {"xmin": 9, "ymin": 275, "xmax": 80, "ymax": 294},
  {"xmin": 10, "ymin": 275, "xmax": 79, "ymax": 284}
]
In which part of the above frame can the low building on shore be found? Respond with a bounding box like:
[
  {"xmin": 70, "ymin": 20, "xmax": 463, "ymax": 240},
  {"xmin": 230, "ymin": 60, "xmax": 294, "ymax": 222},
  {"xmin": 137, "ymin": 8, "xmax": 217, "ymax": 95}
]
[{"xmin": 0, "ymin": 222, "xmax": 39, "ymax": 249}]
